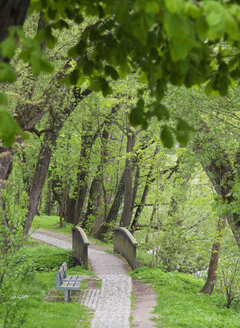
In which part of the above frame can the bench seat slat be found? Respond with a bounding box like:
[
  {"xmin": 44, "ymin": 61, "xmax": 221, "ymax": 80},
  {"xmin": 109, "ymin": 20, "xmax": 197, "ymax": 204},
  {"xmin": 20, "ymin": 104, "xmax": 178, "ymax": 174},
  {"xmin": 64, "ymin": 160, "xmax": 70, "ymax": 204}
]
[
  {"xmin": 59, "ymin": 281, "xmax": 81, "ymax": 289},
  {"xmin": 65, "ymin": 275, "xmax": 82, "ymax": 281}
]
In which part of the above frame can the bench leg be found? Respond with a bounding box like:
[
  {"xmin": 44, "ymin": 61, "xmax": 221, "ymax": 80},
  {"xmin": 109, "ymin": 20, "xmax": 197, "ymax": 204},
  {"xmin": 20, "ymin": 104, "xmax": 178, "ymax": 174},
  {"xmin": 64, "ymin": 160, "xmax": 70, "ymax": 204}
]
[{"xmin": 64, "ymin": 290, "xmax": 71, "ymax": 302}]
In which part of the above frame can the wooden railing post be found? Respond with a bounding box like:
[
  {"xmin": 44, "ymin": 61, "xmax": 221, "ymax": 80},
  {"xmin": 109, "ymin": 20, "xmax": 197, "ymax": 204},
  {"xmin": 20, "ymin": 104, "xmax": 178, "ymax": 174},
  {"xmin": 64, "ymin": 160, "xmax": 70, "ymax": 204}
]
[
  {"xmin": 72, "ymin": 227, "xmax": 89, "ymax": 270},
  {"xmin": 113, "ymin": 227, "xmax": 138, "ymax": 270}
]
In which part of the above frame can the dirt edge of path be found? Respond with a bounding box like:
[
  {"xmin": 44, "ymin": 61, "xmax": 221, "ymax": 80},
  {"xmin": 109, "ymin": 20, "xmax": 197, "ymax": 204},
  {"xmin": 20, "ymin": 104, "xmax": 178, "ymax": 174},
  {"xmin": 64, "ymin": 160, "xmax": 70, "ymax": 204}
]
[{"xmin": 131, "ymin": 279, "xmax": 159, "ymax": 328}]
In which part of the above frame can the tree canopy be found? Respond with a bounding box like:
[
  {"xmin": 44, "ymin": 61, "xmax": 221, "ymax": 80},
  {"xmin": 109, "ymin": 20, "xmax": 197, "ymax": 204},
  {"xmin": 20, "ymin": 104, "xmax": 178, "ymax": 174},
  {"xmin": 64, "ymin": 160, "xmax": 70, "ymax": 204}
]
[{"xmin": 2, "ymin": 0, "xmax": 240, "ymax": 145}]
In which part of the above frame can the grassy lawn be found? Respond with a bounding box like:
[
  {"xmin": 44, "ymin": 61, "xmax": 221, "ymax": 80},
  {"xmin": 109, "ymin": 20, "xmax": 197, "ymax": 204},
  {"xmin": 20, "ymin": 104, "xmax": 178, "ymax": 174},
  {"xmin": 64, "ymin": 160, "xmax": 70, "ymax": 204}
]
[
  {"xmin": 32, "ymin": 215, "xmax": 73, "ymax": 235},
  {"xmin": 131, "ymin": 267, "xmax": 240, "ymax": 328},
  {"xmin": 32, "ymin": 215, "xmax": 114, "ymax": 249},
  {"xmin": 0, "ymin": 243, "xmax": 93, "ymax": 328}
]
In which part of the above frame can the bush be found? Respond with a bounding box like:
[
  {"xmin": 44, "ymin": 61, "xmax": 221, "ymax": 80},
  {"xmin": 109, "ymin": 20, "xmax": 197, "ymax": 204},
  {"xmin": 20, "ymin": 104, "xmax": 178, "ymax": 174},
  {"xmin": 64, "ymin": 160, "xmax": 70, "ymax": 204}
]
[{"xmin": 13, "ymin": 244, "xmax": 75, "ymax": 272}]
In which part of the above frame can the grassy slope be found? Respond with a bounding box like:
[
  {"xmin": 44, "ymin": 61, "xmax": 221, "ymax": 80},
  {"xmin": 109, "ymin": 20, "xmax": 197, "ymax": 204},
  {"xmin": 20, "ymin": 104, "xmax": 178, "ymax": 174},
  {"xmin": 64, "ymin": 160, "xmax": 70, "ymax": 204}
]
[{"xmin": 131, "ymin": 267, "xmax": 240, "ymax": 328}]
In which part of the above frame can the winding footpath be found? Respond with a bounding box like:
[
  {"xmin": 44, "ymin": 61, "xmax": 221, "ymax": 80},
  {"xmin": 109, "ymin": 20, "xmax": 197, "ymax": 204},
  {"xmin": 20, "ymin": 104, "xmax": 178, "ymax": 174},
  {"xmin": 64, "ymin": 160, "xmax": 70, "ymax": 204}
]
[{"xmin": 32, "ymin": 229, "xmax": 157, "ymax": 328}]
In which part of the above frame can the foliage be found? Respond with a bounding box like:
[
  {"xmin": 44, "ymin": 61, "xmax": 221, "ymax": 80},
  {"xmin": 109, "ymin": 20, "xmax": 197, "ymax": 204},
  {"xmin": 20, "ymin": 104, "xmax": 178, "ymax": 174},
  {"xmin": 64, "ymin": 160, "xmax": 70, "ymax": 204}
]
[
  {"xmin": 131, "ymin": 267, "xmax": 240, "ymax": 328},
  {"xmin": 2, "ymin": 1, "xmax": 240, "ymax": 145},
  {"xmin": 13, "ymin": 244, "xmax": 75, "ymax": 271},
  {"xmin": 0, "ymin": 163, "xmax": 30, "ymax": 327},
  {"xmin": 134, "ymin": 154, "xmax": 216, "ymax": 272},
  {"xmin": 217, "ymin": 243, "xmax": 240, "ymax": 308}
]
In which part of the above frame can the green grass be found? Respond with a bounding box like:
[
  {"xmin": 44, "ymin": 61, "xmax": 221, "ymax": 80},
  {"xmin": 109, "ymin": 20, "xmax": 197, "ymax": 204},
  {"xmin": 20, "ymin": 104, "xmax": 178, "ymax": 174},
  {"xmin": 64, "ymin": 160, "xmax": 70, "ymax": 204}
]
[
  {"xmin": 32, "ymin": 215, "xmax": 114, "ymax": 250},
  {"xmin": 13, "ymin": 244, "xmax": 75, "ymax": 271},
  {"xmin": 88, "ymin": 236, "xmax": 113, "ymax": 251},
  {"xmin": 131, "ymin": 267, "xmax": 240, "ymax": 328},
  {"xmin": 0, "ymin": 243, "xmax": 93, "ymax": 328},
  {"xmin": 32, "ymin": 215, "xmax": 74, "ymax": 235},
  {"xmin": 130, "ymin": 290, "xmax": 135, "ymax": 327}
]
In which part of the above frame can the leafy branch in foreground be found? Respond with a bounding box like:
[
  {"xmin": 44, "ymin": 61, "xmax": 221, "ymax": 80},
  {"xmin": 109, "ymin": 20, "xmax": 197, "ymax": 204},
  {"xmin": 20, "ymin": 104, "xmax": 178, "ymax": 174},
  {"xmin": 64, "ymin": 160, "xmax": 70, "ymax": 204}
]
[{"xmin": 2, "ymin": 0, "xmax": 240, "ymax": 146}]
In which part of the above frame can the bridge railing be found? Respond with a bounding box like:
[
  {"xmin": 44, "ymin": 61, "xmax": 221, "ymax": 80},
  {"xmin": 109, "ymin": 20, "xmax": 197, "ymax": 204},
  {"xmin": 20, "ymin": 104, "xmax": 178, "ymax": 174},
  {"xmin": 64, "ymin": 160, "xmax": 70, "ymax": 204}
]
[
  {"xmin": 113, "ymin": 227, "xmax": 138, "ymax": 270},
  {"xmin": 72, "ymin": 226, "xmax": 89, "ymax": 270}
]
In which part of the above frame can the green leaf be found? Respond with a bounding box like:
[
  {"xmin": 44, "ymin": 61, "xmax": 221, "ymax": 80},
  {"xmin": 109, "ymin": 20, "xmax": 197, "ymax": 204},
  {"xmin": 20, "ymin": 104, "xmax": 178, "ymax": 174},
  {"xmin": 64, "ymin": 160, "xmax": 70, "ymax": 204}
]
[
  {"xmin": 184, "ymin": 2, "xmax": 201, "ymax": 19},
  {"xmin": 163, "ymin": 12, "xmax": 198, "ymax": 61},
  {"xmin": 47, "ymin": 7, "xmax": 57, "ymax": 20},
  {"xmin": 39, "ymin": 57, "xmax": 54, "ymax": 73},
  {"xmin": 175, "ymin": 119, "xmax": 190, "ymax": 146},
  {"xmin": 0, "ymin": 110, "xmax": 18, "ymax": 146},
  {"xmin": 99, "ymin": 77, "xmax": 112, "ymax": 97},
  {"xmin": 51, "ymin": 19, "xmax": 70, "ymax": 30},
  {"xmin": 44, "ymin": 26, "xmax": 58, "ymax": 49},
  {"xmin": 130, "ymin": 107, "xmax": 144, "ymax": 126},
  {"xmin": 161, "ymin": 125, "xmax": 174, "ymax": 148},
  {"xmin": 19, "ymin": 49, "xmax": 31, "ymax": 62},
  {"xmin": 105, "ymin": 65, "xmax": 119, "ymax": 80},
  {"xmin": 196, "ymin": 16, "xmax": 208, "ymax": 41},
  {"xmin": 0, "ymin": 93, "xmax": 9, "ymax": 107},
  {"xmin": 153, "ymin": 103, "xmax": 170, "ymax": 120},
  {"xmin": 204, "ymin": 2, "xmax": 226, "ymax": 40},
  {"xmin": 82, "ymin": 58, "xmax": 94, "ymax": 75},
  {"xmin": 136, "ymin": 98, "xmax": 144, "ymax": 111},
  {"xmin": 155, "ymin": 79, "xmax": 165, "ymax": 100},
  {"xmin": 30, "ymin": 54, "xmax": 41, "ymax": 76},
  {"xmin": 0, "ymin": 36, "xmax": 16, "ymax": 58},
  {"xmin": 68, "ymin": 40, "xmax": 86, "ymax": 58},
  {"xmin": 69, "ymin": 69, "xmax": 80, "ymax": 85},
  {"xmin": 164, "ymin": 0, "xmax": 183, "ymax": 14},
  {"xmin": 89, "ymin": 29, "xmax": 100, "ymax": 42},
  {"xmin": 89, "ymin": 77, "xmax": 102, "ymax": 91},
  {"xmin": 0, "ymin": 63, "xmax": 16, "ymax": 82}
]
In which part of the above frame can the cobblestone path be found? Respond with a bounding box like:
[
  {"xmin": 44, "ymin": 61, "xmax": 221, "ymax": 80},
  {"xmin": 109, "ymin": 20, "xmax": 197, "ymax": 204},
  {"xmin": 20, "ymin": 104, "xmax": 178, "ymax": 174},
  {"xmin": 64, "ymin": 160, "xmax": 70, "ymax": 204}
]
[{"xmin": 32, "ymin": 230, "xmax": 131, "ymax": 328}]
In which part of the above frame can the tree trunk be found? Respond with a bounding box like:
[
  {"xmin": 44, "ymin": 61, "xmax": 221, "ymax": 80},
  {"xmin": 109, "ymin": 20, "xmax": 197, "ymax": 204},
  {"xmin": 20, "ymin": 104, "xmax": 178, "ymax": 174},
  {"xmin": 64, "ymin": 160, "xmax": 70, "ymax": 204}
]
[
  {"xmin": 81, "ymin": 173, "xmax": 103, "ymax": 230},
  {"xmin": 24, "ymin": 130, "xmax": 60, "ymax": 234},
  {"xmin": 82, "ymin": 125, "xmax": 112, "ymax": 230},
  {"xmin": 0, "ymin": 0, "xmax": 30, "ymax": 45},
  {"xmin": 130, "ymin": 146, "xmax": 159, "ymax": 233},
  {"xmin": 201, "ymin": 217, "xmax": 226, "ymax": 294},
  {"xmin": 94, "ymin": 169, "xmax": 126, "ymax": 240},
  {"xmin": 193, "ymin": 121, "xmax": 240, "ymax": 248},
  {"xmin": 64, "ymin": 196, "xmax": 75, "ymax": 223},
  {"xmin": 23, "ymin": 87, "xmax": 92, "ymax": 235},
  {"xmin": 64, "ymin": 122, "xmax": 101, "ymax": 224},
  {"xmin": 59, "ymin": 184, "xmax": 67, "ymax": 228},
  {"xmin": 120, "ymin": 131, "xmax": 136, "ymax": 227},
  {"xmin": 44, "ymin": 179, "xmax": 53, "ymax": 216}
]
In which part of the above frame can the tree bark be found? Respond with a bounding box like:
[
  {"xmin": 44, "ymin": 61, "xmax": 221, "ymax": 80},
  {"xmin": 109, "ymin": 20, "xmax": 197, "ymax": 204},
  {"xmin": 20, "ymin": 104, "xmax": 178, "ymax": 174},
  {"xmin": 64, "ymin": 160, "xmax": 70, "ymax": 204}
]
[
  {"xmin": 201, "ymin": 217, "xmax": 226, "ymax": 294},
  {"xmin": 0, "ymin": 0, "xmax": 30, "ymax": 45},
  {"xmin": 44, "ymin": 179, "xmax": 53, "ymax": 216},
  {"xmin": 24, "ymin": 129, "xmax": 60, "ymax": 234},
  {"xmin": 59, "ymin": 184, "xmax": 67, "ymax": 228},
  {"xmin": 194, "ymin": 121, "xmax": 240, "ymax": 248},
  {"xmin": 120, "ymin": 131, "xmax": 136, "ymax": 227}
]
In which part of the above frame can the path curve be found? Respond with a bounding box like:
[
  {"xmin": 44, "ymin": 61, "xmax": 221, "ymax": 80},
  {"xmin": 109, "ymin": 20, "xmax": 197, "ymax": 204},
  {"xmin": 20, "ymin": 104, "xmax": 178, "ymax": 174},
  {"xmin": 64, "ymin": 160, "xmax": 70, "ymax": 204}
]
[{"xmin": 31, "ymin": 229, "xmax": 157, "ymax": 328}]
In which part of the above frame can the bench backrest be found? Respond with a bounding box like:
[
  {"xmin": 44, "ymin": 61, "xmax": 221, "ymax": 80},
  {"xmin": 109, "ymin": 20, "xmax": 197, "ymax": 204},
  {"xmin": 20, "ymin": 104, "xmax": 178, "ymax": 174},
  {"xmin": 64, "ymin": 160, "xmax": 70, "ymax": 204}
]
[
  {"xmin": 62, "ymin": 262, "xmax": 67, "ymax": 278},
  {"xmin": 56, "ymin": 267, "xmax": 64, "ymax": 289}
]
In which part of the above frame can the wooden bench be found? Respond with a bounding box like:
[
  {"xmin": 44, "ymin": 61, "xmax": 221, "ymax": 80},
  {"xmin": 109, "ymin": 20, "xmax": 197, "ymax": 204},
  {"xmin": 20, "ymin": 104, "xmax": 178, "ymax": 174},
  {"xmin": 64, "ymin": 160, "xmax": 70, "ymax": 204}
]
[{"xmin": 56, "ymin": 262, "xmax": 83, "ymax": 302}]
